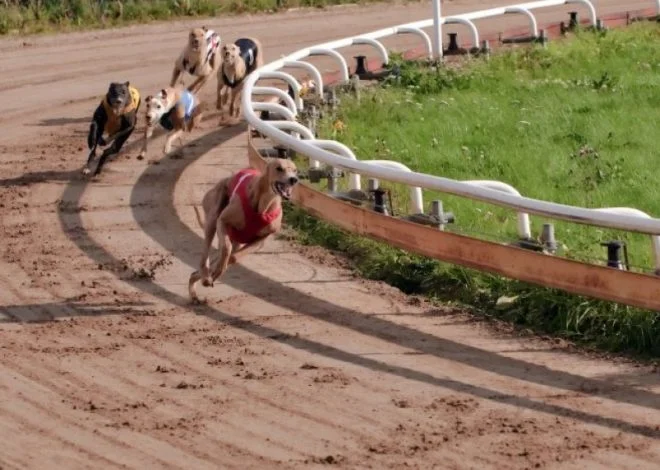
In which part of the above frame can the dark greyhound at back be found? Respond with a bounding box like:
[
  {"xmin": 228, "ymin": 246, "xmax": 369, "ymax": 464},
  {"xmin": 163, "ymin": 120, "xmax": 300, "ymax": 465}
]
[{"xmin": 84, "ymin": 82, "xmax": 141, "ymax": 176}]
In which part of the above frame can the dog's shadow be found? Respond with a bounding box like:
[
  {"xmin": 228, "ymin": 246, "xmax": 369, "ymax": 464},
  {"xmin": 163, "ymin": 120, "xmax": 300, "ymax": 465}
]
[
  {"xmin": 0, "ymin": 169, "xmax": 82, "ymax": 187},
  {"xmin": 37, "ymin": 117, "xmax": 91, "ymax": 127}
]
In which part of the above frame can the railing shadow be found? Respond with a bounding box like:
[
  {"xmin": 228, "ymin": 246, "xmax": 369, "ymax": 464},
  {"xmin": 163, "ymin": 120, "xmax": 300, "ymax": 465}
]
[{"xmin": 51, "ymin": 111, "xmax": 660, "ymax": 439}]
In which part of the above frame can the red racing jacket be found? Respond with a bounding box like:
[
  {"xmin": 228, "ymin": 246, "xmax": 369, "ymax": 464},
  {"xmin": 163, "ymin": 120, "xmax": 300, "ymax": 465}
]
[{"xmin": 225, "ymin": 168, "xmax": 282, "ymax": 244}]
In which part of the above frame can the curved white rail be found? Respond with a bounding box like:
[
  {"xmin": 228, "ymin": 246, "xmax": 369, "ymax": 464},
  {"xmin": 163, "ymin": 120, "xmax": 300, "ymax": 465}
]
[
  {"xmin": 244, "ymin": 0, "xmax": 660, "ymax": 272},
  {"xmin": 396, "ymin": 27, "xmax": 433, "ymax": 59},
  {"xmin": 252, "ymin": 102, "xmax": 296, "ymax": 121},
  {"xmin": 258, "ymin": 71, "xmax": 303, "ymax": 110},
  {"xmin": 308, "ymin": 48, "xmax": 350, "ymax": 82},
  {"xmin": 352, "ymin": 37, "xmax": 389, "ymax": 66},
  {"xmin": 505, "ymin": 7, "xmax": 539, "ymax": 37},
  {"xmin": 443, "ymin": 17, "xmax": 480, "ymax": 48},
  {"xmin": 362, "ymin": 160, "xmax": 424, "ymax": 214},
  {"xmin": 282, "ymin": 60, "xmax": 324, "ymax": 98},
  {"xmin": 464, "ymin": 180, "xmax": 531, "ymax": 240},
  {"xmin": 251, "ymin": 87, "xmax": 297, "ymax": 114}
]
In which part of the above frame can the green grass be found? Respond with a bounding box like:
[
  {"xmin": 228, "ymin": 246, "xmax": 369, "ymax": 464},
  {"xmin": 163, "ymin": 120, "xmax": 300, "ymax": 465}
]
[
  {"xmin": 0, "ymin": 0, "xmax": 393, "ymax": 35},
  {"xmin": 285, "ymin": 22, "xmax": 660, "ymax": 358}
]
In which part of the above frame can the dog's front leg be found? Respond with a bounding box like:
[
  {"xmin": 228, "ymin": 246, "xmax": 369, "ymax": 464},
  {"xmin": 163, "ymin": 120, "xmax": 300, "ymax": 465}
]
[
  {"xmin": 210, "ymin": 223, "xmax": 233, "ymax": 284},
  {"xmin": 164, "ymin": 130, "xmax": 183, "ymax": 154},
  {"xmin": 139, "ymin": 124, "xmax": 154, "ymax": 159},
  {"xmin": 170, "ymin": 64, "xmax": 183, "ymax": 88},
  {"xmin": 231, "ymin": 82, "xmax": 245, "ymax": 120},
  {"xmin": 187, "ymin": 75, "xmax": 207, "ymax": 94},
  {"xmin": 189, "ymin": 206, "xmax": 219, "ymax": 302}
]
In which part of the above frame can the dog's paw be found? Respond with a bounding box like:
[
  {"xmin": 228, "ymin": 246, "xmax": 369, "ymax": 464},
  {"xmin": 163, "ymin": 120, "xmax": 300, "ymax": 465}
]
[
  {"xmin": 190, "ymin": 296, "xmax": 207, "ymax": 305},
  {"xmin": 81, "ymin": 167, "xmax": 92, "ymax": 176},
  {"xmin": 201, "ymin": 277, "xmax": 213, "ymax": 288}
]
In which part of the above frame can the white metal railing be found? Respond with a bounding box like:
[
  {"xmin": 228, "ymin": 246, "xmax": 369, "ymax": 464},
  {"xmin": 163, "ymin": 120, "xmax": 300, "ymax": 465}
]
[{"xmin": 243, "ymin": 0, "xmax": 660, "ymax": 271}]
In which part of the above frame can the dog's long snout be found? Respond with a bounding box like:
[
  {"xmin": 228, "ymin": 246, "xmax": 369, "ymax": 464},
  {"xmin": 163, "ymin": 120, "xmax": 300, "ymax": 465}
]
[{"xmin": 288, "ymin": 176, "xmax": 299, "ymax": 185}]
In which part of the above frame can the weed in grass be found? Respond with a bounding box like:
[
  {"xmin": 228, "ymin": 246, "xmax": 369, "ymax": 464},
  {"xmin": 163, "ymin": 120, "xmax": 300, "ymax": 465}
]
[{"xmin": 287, "ymin": 23, "xmax": 660, "ymax": 357}]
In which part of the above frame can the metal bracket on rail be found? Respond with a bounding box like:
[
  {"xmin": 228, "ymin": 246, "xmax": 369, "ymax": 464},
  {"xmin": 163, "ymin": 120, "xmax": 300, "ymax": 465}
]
[
  {"xmin": 305, "ymin": 166, "xmax": 369, "ymax": 204},
  {"xmin": 404, "ymin": 200, "xmax": 455, "ymax": 230},
  {"xmin": 351, "ymin": 56, "xmax": 401, "ymax": 82},
  {"xmin": 601, "ymin": 240, "xmax": 630, "ymax": 271},
  {"xmin": 258, "ymin": 145, "xmax": 293, "ymax": 160},
  {"xmin": 367, "ymin": 179, "xmax": 393, "ymax": 216},
  {"xmin": 560, "ymin": 11, "xmax": 581, "ymax": 34},
  {"xmin": 514, "ymin": 222, "xmax": 561, "ymax": 254},
  {"xmin": 443, "ymin": 32, "xmax": 489, "ymax": 57}
]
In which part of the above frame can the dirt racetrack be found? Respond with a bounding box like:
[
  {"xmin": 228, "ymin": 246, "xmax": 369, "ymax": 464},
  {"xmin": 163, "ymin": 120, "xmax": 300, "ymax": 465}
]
[{"xmin": 1, "ymin": 1, "xmax": 659, "ymax": 468}]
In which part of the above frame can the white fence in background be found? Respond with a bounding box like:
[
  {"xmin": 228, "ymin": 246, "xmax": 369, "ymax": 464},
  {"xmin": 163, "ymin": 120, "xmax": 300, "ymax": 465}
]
[{"xmin": 242, "ymin": 0, "xmax": 660, "ymax": 271}]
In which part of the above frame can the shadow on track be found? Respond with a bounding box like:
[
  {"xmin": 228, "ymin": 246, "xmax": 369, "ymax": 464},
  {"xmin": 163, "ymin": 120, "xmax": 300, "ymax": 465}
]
[{"xmin": 54, "ymin": 122, "xmax": 660, "ymax": 439}]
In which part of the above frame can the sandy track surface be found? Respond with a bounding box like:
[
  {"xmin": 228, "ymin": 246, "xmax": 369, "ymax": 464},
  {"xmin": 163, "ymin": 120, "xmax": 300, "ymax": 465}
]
[{"xmin": 1, "ymin": 1, "xmax": 659, "ymax": 468}]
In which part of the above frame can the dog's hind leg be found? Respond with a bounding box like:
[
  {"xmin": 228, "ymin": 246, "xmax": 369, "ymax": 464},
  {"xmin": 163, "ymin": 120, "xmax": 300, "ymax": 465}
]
[
  {"xmin": 139, "ymin": 125, "xmax": 154, "ymax": 159},
  {"xmin": 188, "ymin": 106, "xmax": 203, "ymax": 132},
  {"xmin": 170, "ymin": 63, "xmax": 183, "ymax": 88}
]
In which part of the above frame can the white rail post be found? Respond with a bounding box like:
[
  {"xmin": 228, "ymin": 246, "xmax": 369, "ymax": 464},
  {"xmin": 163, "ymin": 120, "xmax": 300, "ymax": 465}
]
[{"xmin": 432, "ymin": 0, "xmax": 443, "ymax": 60}]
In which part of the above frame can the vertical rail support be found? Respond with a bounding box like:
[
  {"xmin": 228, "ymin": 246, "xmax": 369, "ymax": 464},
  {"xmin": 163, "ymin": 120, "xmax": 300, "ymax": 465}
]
[
  {"xmin": 443, "ymin": 17, "xmax": 481, "ymax": 51},
  {"xmin": 368, "ymin": 178, "xmax": 389, "ymax": 215},
  {"xmin": 430, "ymin": 200, "xmax": 455, "ymax": 230},
  {"xmin": 432, "ymin": 0, "xmax": 443, "ymax": 61},
  {"xmin": 594, "ymin": 207, "xmax": 660, "ymax": 275},
  {"xmin": 541, "ymin": 223, "xmax": 557, "ymax": 254},
  {"xmin": 565, "ymin": 0, "xmax": 598, "ymax": 27},
  {"xmin": 601, "ymin": 241, "xmax": 629, "ymax": 271}
]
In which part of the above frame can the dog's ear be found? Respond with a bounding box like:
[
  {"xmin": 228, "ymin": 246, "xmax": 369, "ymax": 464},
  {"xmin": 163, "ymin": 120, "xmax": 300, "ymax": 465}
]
[
  {"xmin": 202, "ymin": 25, "xmax": 208, "ymax": 31},
  {"xmin": 161, "ymin": 89, "xmax": 168, "ymax": 99},
  {"xmin": 145, "ymin": 95, "xmax": 152, "ymax": 103},
  {"xmin": 124, "ymin": 81, "xmax": 130, "ymax": 87}
]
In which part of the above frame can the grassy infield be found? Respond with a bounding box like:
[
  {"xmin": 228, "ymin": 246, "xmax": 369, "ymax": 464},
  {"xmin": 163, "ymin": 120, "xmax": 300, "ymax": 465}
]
[
  {"xmin": 3, "ymin": 1, "xmax": 659, "ymax": 357},
  {"xmin": 287, "ymin": 22, "xmax": 660, "ymax": 357}
]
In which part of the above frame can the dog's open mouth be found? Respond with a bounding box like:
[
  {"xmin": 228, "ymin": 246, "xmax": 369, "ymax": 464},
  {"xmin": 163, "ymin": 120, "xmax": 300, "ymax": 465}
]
[{"xmin": 274, "ymin": 181, "xmax": 294, "ymax": 200}]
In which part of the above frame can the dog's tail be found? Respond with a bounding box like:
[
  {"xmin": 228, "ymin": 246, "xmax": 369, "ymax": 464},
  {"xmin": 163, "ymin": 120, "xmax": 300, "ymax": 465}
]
[
  {"xmin": 193, "ymin": 205, "xmax": 205, "ymax": 230},
  {"xmin": 250, "ymin": 37, "xmax": 264, "ymax": 69}
]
